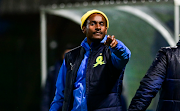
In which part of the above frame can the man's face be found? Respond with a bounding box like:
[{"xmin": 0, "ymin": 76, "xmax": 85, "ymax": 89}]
[{"xmin": 83, "ymin": 13, "xmax": 107, "ymax": 44}]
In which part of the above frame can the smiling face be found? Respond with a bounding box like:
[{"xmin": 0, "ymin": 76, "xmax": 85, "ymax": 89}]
[{"xmin": 82, "ymin": 13, "xmax": 107, "ymax": 45}]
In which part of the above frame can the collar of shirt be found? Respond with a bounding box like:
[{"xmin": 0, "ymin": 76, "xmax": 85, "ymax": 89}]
[{"xmin": 81, "ymin": 35, "xmax": 107, "ymax": 51}]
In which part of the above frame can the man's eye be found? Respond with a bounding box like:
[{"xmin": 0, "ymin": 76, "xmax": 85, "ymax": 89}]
[
  {"xmin": 91, "ymin": 23, "xmax": 95, "ymax": 25},
  {"xmin": 100, "ymin": 23, "xmax": 104, "ymax": 26}
]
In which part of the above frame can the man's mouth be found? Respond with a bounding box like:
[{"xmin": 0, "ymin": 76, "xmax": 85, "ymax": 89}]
[{"xmin": 93, "ymin": 32, "xmax": 102, "ymax": 34}]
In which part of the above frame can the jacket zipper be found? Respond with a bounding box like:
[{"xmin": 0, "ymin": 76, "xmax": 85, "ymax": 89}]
[{"xmin": 86, "ymin": 47, "xmax": 92, "ymax": 110}]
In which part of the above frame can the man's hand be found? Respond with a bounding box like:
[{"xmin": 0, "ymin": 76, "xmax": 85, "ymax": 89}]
[{"xmin": 104, "ymin": 35, "xmax": 118, "ymax": 48}]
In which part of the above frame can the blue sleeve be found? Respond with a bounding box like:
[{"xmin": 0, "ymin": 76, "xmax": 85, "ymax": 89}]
[
  {"xmin": 49, "ymin": 59, "xmax": 67, "ymax": 111},
  {"xmin": 110, "ymin": 39, "xmax": 131, "ymax": 69}
]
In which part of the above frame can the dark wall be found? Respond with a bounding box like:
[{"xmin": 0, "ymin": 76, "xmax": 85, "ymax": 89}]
[
  {"xmin": 0, "ymin": 13, "xmax": 84, "ymax": 111},
  {"xmin": 46, "ymin": 14, "xmax": 84, "ymax": 66},
  {"xmin": 0, "ymin": 14, "xmax": 40, "ymax": 111}
]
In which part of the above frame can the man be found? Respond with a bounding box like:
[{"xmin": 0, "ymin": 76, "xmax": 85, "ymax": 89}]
[
  {"xmin": 50, "ymin": 9, "xmax": 131, "ymax": 111},
  {"xmin": 128, "ymin": 40, "xmax": 180, "ymax": 111}
]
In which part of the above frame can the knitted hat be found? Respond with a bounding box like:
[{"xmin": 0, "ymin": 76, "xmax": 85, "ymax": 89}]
[{"xmin": 81, "ymin": 9, "xmax": 109, "ymax": 30}]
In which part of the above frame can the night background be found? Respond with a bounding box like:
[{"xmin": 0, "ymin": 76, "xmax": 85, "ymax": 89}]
[{"xmin": 0, "ymin": 0, "xmax": 176, "ymax": 111}]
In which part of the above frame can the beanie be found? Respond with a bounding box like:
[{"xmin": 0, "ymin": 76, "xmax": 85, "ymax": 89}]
[{"xmin": 81, "ymin": 9, "xmax": 109, "ymax": 30}]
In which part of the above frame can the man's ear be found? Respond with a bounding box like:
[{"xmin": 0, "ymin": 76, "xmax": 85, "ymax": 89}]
[
  {"xmin": 105, "ymin": 27, "xmax": 107, "ymax": 34},
  {"xmin": 82, "ymin": 26, "xmax": 86, "ymax": 34}
]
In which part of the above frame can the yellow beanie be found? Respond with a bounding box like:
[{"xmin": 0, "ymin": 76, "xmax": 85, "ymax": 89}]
[{"xmin": 81, "ymin": 9, "xmax": 109, "ymax": 30}]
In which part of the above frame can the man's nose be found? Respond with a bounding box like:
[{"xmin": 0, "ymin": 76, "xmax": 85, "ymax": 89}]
[{"xmin": 95, "ymin": 24, "xmax": 101, "ymax": 30}]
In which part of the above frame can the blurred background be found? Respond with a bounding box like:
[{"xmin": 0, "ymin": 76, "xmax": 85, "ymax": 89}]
[{"xmin": 0, "ymin": 0, "xmax": 178, "ymax": 111}]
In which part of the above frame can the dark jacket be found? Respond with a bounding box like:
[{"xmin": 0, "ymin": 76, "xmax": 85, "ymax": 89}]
[
  {"xmin": 50, "ymin": 37, "xmax": 131, "ymax": 111},
  {"xmin": 128, "ymin": 40, "xmax": 180, "ymax": 111},
  {"xmin": 64, "ymin": 44, "xmax": 127, "ymax": 111}
]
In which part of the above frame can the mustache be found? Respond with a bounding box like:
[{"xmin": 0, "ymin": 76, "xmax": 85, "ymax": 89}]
[{"xmin": 93, "ymin": 31, "xmax": 103, "ymax": 34}]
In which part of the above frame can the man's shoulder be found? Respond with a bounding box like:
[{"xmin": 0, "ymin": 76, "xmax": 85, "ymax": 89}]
[
  {"xmin": 66, "ymin": 46, "xmax": 82, "ymax": 55},
  {"xmin": 64, "ymin": 46, "xmax": 84, "ymax": 61},
  {"xmin": 159, "ymin": 45, "xmax": 179, "ymax": 55},
  {"xmin": 160, "ymin": 45, "xmax": 178, "ymax": 51}
]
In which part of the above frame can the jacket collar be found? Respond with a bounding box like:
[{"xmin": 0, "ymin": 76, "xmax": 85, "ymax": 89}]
[{"xmin": 81, "ymin": 35, "xmax": 107, "ymax": 51}]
